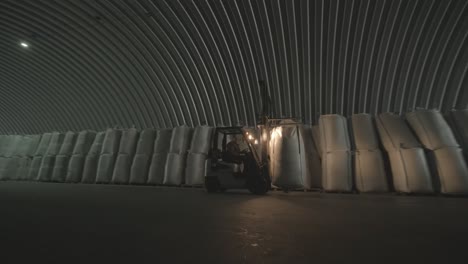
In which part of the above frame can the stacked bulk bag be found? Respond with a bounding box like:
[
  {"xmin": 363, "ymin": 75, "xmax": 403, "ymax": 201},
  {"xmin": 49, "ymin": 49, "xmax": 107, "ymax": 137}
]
[
  {"xmin": 147, "ymin": 129, "xmax": 172, "ymax": 184},
  {"xmin": 311, "ymin": 125, "xmax": 322, "ymax": 159},
  {"xmin": 37, "ymin": 132, "xmax": 65, "ymax": 181},
  {"xmin": 81, "ymin": 131, "xmax": 105, "ymax": 183},
  {"xmin": 446, "ymin": 109, "xmax": 468, "ymax": 159},
  {"xmin": 185, "ymin": 126, "xmax": 214, "ymax": 186},
  {"xmin": 14, "ymin": 135, "xmax": 41, "ymax": 180},
  {"xmin": 319, "ymin": 115, "xmax": 353, "ymax": 192},
  {"xmin": 269, "ymin": 124, "xmax": 312, "ymax": 190},
  {"xmin": 302, "ymin": 126, "xmax": 322, "ymax": 189},
  {"xmin": 376, "ymin": 113, "xmax": 433, "ymax": 193},
  {"xmin": 351, "ymin": 114, "xmax": 388, "ymax": 192},
  {"xmin": 163, "ymin": 126, "xmax": 193, "ymax": 185},
  {"xmin": 112, "ymin": 128, "xmax": 139, "ymax": 184},
  {"xmin": 0, "ymin": 135, "xmax": 21, "ymax": 180},
  {"xmin": 7, "ymin": 135, "xmax": 27, "ymax": 180},
  {"xmin": 50, "ymin": 132, "xmax": 77, "ymax": 182},
  {"xmin": 406, "ymin": 110, "xmax": 468, "ymax": 194},
  {"xmin": 96, "ymin": 129, "xmax": 122, "ymax": 183},
  {"xmin": 129, "ymin": 129, "xmax": 157, "ymax": 184},
  {"xmin": 27, "ymin": 133, "xmax": 53, "ymax": 180},
  {"xmin": 267, "ymin": 130, "xmax": 275, "ymax": 179},
  {"xmin": 0, "ymin": 135, "xmax": 8, "ymax": 180},
  {"xmin": 65, "ymin": 131, "xmax": 97, "ymax": 183}
]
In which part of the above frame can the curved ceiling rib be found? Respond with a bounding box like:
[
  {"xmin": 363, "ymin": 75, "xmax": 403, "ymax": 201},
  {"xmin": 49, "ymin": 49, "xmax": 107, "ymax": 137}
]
[{"xmin": 0, "ymin": 0, "xmax": 467, "ymax": 134}]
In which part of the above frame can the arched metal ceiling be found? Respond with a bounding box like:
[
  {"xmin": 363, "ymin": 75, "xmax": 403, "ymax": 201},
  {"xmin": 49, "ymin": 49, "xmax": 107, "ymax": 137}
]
[{"xmin": 0, "ymin": 0, "xmax": 467, "ymax": 134}]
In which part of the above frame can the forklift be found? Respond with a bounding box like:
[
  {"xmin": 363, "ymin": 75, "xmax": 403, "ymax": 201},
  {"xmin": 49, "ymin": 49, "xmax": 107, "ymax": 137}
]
[
  {"xmin": 204, "ymin": 126, "xmax": 270, "ymax": 194},
  {"xmin": 204, "ymin": 80, "xmax": 274, "ymax": 194}
]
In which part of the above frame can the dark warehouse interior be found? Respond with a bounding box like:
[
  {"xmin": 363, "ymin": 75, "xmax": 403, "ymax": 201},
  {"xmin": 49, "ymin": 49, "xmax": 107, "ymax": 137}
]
[{"xmin": 1, "ymin": 0, "xmax": 468, "ymax": 263}]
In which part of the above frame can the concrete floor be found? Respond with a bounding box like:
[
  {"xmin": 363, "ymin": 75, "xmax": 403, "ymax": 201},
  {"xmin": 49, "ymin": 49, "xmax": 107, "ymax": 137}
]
[{"xmin": 1, "ymin": 182, "xmax": 468, "ymax": 263}]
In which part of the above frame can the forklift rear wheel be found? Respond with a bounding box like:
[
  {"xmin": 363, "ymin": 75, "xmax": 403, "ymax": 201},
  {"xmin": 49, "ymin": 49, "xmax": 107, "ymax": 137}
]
[
  {"xmin": 205, "ymin": 177, "xmax": 220, "ymax": 193},
  {"xmin": 247, "ymin": 177, "xmax": 269, "ymax": 195}
]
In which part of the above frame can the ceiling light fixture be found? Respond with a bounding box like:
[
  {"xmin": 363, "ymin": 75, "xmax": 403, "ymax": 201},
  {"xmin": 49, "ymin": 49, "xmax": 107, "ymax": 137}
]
[{"xmin": 20, "ymin": 42, "xmax": 29, "ymax": 48}]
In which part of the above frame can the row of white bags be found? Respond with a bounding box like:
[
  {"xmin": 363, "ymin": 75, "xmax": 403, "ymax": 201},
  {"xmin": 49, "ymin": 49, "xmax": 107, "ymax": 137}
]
[
  {"xmin": 318, "ymin": 110, "xmax": 468, "ymax": 194},
  {"xmin": 0, "ymin": 126, "xmax": 215, "ymax": 186},
  {"xmin": 269, "ymin": 109, "xmax": 468, "ymax": 194}
]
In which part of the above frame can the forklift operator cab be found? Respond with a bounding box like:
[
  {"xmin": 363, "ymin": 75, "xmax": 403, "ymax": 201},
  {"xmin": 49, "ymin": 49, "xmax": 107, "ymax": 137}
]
[{"xmin": 205, "ymin": 127, "xmax": 270, "ymax": 194}]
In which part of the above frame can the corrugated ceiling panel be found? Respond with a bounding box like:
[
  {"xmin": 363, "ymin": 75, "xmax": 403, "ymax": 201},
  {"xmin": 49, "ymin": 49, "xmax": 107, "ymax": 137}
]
[{"xmin": 0, "ymin": 0, "xmax": 467, "ymax": 133}]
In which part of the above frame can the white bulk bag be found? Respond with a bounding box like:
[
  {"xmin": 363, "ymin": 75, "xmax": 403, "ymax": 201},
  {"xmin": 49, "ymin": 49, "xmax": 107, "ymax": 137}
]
[
  {"xmin": 448, "ymin": 109, "xmax": 468, "ymax": 149},
  {"xmin": 163, "ymin": 153, "xmax": 187, "ymax": 185},
  {"xmin": 270, "ymin": 126, "xmax": 311, "ymax": 189},
  {"xmin": 51, "ymin": 155, "xmax": 70, "ymax": 182},
  {"xmin": 0, "ymin": 136, "xmax": 18, "ymax": 179},
  {"xmin": 312, "ymin": 125, "xmax": 322, "ymax": 159},
  {"xmin": 185, "ymin": 152, "xmax": 207, "ymax": 186},
  {"xmin": 129, "ymin": 154, "xmax": 151, "ymax": 184},
  {"xmin": 11, "ymin": 135, "xmax": 23, "ymax": 155},
  {"xmin": 189, "ymin": 126, "xmax": 214, "ymax": 154},
  {"xmin": 50, "ymin": 132, "xmax": 76, "ymax": 182},
  {"xmin": 80, "ymin": 132, "xmax": 106, "ymax": 183},
  {"xmin": 96, "ymin": 153, "xmax": 117, "ymax": 183},
  {"xmin": 14, "ymin": 136, "xmax": 28, "ymax": 157},
  {"xmin": 355, "ymin": 150, "xmax": 388, "ymax": 192},
  {"xmin": 376, "ymin": 113, "xmax": 421, "ymax": 150},
  {"xmin": 57, "ymin": 132, "xmax": 77, "ymax": 155},
  {"xmin": 267, "ymin": 128, "xmax": 276, "ymax": 178},
  {"xmin": 37, "ymin": 155, "xmax": 56, "ymax": 181},
  {"xmin": 135, "ymin": 129, "xmax": 157, "ymax": 155},
  {"xmin": 168, "ymin": 126, "xmax": 193, "ymax": 154},
  {"xmin": 27, "ymin": 156, "xmax": 44, "ymax": 180},
  {"xmin": 387, "ymin": 148, "xmax": 433, "ymax": 193},
  {"xmin": 15, "ymin": 135, "xmax": 41, "ymax": 157},
  {"xmin": 0, "ymin": 135, "xmax": 20, "ymax": 158},
  {"xmin": 88, "ymin": 132, "xmax": 106, "ymax": 155},
  {"xmin": 0, "ymin": 135, "xmax": 5, "ymax": 155},
  {"xmin": 110, "ymin": 129, "xmax": 139, "ymax": 183},
  {"xmin": 154, "ymin": 129, "xmax": 172, "ymax": 153},
  {"xmin": 15, "ymin": 157, "xmax": 32, "ymax": 180},
  {"xmin": 36, "ymin": 133, "xmax": 65, "ymax": 181},
  {"xmin": 72, "ymin": 131, "xmax": 97, "ymax": 155},
  {"xmin": 0, "ymin": 135, "xmax": 10, "ymax": 154},
  {"xmin": 33, "ymin": 133, "xmax": 53, "ymax": 156},
  {"xmin": 0, "ymin": 135, "xmax": 12, "ymax": 157},
  {"xmin": 147, "ymin": 153, "xmax": 169, "ymax": 184},
  {"xmin": 27, "ymin": 135, "xmax": 41, "ymax": 156},
  {"xmin": 433, "ymin": 147, "xmax": 468, "ymax": 194},
  {"xmin": 319, "ymin": 115, "xmax": 351, "ymax": 152},
  {"xmin": 100, "ymin": 129, "xmax": 122, "ymax": 155},
  {"xmin": 1, "ymin": 138, "xmax": 22, "ymax": 179},
  {"xmin": 351, "ymin": 114, "xmax": 380, "ymax": 150},
  {"xmin": 301, "ymin": 126, "xmax": 321, "ymax": 189},
  {"xmin": 65, "ymin": 154, "xmax": 85, "ymax": 183},
  {"xmin": 81, "ymin": 154, "xmax": 99, "ymax": 183},
  {"xmin": 45, "ymin": 132, "xmax": 65, "ymax": 156},
  {"xmin": 0, "ymin": 157, "xmax": 16, "ymax": 180},
  {"xmin": 5, "ymin": 158, "xmax": 19, "ymax": 180},
  {"xmin": 322, "ymin": 150, "xmax": 353, "ymax": 192},
  {"xmin": 406, "ymin": 110, "xmax": 458, "ymax": 150},
  {"xmin": 117, "ymin": 128, "xmax": 139, "ymax": 155},
  {"xmin": 111, "ymin": 154, "xmax": 133, "ymax": 184}
]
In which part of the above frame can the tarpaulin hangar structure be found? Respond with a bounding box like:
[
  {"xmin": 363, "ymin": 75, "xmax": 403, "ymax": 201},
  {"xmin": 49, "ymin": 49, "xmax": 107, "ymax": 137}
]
[{"xmin": 1, "ymin": 0, "xmax": 468, "ymax": 194}]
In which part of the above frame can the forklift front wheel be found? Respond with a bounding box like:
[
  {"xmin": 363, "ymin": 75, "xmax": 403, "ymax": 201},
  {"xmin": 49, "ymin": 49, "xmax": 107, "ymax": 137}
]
[{"xmin": 205, "ymin": 176, "xmax": 220, "ymax": 193}]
